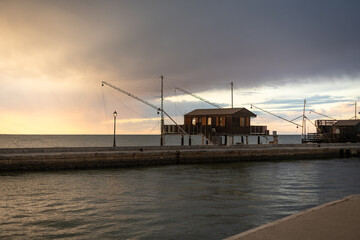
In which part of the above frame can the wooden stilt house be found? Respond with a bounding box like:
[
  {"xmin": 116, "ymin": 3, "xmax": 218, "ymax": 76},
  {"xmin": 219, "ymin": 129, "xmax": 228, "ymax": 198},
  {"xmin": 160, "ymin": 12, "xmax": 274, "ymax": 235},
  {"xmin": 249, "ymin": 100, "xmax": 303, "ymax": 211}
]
[
  {"xmin": 183, "ymin": 108, "xmax": 256, "ymax": 135},
  {"xmin": 164, "ymin": 108, "xmax": 268, "ymax": 144}
]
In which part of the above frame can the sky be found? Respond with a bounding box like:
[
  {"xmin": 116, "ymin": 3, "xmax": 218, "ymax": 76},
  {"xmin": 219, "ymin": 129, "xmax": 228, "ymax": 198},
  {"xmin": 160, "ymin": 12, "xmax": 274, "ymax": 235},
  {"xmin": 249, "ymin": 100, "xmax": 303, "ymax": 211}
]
[{"xmin": 0, "ymin": 0, "xmax": 359, "ymax": 135}]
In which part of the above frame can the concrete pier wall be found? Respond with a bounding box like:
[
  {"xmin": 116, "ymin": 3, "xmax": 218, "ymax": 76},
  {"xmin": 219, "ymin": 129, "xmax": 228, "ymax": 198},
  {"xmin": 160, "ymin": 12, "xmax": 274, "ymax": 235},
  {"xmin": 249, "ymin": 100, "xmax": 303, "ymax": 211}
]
[{"xmin": 0, "ymin": 143, "xmax": 359, "ymax": 171}]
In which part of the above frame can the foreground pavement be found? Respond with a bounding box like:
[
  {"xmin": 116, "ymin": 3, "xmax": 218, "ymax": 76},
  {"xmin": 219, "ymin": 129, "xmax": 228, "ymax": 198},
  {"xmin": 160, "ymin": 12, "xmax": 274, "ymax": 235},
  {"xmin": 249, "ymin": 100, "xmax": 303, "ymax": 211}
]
[{"xmin": 224, "ymin": 195, "xmax": 360, "ymax": 240}]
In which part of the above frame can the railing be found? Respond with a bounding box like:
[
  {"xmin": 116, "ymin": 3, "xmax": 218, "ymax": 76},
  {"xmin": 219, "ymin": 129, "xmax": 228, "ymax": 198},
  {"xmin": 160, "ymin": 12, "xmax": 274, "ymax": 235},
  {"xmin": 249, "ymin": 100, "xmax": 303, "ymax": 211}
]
[
  {"xmin": 250, "ymin": 126, "xmax": 268, "ymax": 135},
  {"xmin": 316, "ymin": 120, "xmax": 337, "ymax": 127},
  {"xmin": 164, "ymin": 125, "xmax": 217, "ymax": 144},
  {"xmin": 305, "ymin": 133, "xmax": 335, "ymax": 143},
  {"xmin": 164, "ymin": 125, "xmax": 201, "ymax": 135},
  {"xmin": 166, "ymin": 125, "xmax": 269, "ymax": 136}
]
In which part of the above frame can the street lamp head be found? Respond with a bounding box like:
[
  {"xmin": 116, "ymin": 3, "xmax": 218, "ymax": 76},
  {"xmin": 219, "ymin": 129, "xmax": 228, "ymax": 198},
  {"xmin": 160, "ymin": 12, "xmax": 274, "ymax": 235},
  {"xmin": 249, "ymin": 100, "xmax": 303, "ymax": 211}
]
[{"xmin": 113, "ymin": 111, "xmax": 117, "ymax": 118}]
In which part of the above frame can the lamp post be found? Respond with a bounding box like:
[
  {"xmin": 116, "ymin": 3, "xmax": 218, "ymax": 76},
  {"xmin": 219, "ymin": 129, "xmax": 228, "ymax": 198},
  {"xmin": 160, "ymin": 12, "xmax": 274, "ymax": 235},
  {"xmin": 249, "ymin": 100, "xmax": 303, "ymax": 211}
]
[{"xmin": 113, "ymin": 111, "xmax": 117, "ymax": 147}]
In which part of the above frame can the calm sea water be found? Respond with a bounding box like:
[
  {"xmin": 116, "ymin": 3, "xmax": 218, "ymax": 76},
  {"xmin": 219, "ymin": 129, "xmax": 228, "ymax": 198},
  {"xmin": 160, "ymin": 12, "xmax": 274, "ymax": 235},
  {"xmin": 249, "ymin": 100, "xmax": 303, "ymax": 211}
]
[
  {"xmin": 0, "ymin": 134, "xmax": 301, "ymax": 148},
  {"xmin": 1, "ymin": 158, "xmax": 360, "ymax": 239}
]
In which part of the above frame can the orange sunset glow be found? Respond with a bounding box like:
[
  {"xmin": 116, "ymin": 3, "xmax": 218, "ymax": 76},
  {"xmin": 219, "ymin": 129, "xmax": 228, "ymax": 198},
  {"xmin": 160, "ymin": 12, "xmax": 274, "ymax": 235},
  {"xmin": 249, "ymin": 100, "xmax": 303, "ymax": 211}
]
[{"xmin": 0, "ymin": 1, "xmax": 359, "ymax": 135}]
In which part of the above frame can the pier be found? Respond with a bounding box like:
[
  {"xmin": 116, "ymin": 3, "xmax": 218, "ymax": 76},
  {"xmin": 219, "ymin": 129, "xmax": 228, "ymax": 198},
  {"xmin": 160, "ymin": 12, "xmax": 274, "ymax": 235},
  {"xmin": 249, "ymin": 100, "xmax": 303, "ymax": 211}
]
[
  {"xmin": 224, "ymin": 195, "xmax": 360, "ymax": 240},
  {"xmin": 0, "ymin": 143, "xmax": 359, "ymax": 171}
]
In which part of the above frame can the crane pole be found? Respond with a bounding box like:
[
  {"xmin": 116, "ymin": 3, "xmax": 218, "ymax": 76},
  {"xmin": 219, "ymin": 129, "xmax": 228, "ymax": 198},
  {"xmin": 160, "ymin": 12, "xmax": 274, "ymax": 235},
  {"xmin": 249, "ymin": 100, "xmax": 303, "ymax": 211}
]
[
  {"xmin": 160, "ymin": 75, "xmax": 164, "ymax": 146},
  {"xmin": 175, "ymin": 87, "xmax": 222, "ymax": 109},
  {"xmin": 251, "ymin": 104, "xmax": 303, "ymax": 128},
  {"xmin": 355, "ymin": 102, "xmax": 358, "ymax": 120},
  {"xmin": 231, "ymin": 82, "xmax": 233, "ymax": 108},
  {"xmin": 302, "ymin": 99, "xmax": 306, "ymax": 142},
  {"xmin": 102, "ymin": 81, "xmax": 190, "ymax": 140}
]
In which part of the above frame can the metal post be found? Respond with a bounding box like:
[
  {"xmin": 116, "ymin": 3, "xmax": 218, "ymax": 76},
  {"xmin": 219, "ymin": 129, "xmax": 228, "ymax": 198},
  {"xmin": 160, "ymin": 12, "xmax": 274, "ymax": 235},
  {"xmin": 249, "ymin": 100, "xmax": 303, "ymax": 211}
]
[
  {"xmin": 113, "ymin": 111, "xmax": 117, "ymax": 147},
  {"xmin": 160, "ymin": 75, "xmax": 164, "ymax": 146},
  {"xmin": 355, "ymin": 102, "xmax": 357, "ymax": 120},
  {"xmin": 231, "ymin": 82, "xmax": 233, "ymax": 108},
  {"xmin": 302, "ymin": 99, "xmax": 306, "ymax": 142}
]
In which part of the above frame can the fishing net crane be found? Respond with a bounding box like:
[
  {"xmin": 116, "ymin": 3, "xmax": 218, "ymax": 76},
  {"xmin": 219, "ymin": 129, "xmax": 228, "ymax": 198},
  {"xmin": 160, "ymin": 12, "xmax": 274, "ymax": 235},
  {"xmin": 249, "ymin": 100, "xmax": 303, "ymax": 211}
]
[
  {"xmin": 102, "ymin": 81, "xmax": 189, "ymax": 146},
  {"xmin": 250, "ymin": 101, "xmax": 308, "ymax": 141},
  {"xmin": 175, "ymin": 87, "xmax": 222, "ymax": 109}
]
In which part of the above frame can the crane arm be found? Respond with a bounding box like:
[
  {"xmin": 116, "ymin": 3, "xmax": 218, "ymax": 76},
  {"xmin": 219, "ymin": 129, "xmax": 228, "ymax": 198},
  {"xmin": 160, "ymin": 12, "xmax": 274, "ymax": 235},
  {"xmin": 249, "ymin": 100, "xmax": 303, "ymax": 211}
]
[
  {"xmin": 102, "ymin": 81, "xmax": 160, "ymax": 111},
  {"xmin": 309, "ymin": 110, "xmax": 336, "ymax": 120},
  {"xmin": 175, "ymin": 87, "xmax": 222, "ymax": 109},
  {"xmin": 102, "ymin": 81, "xmax": 189, "ymax": 136},
  {"xmin": 251, "ymin": 104, "xmax": 303, "ymax": 128}
]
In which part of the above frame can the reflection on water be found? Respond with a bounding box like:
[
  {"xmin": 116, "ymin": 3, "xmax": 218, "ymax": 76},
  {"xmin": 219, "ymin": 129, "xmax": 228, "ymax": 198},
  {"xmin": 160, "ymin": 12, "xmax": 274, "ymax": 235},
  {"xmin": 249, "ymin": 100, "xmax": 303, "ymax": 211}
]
[{"xmin": 1, "ymin": 158, "xmax": 359, "ymax": 239}]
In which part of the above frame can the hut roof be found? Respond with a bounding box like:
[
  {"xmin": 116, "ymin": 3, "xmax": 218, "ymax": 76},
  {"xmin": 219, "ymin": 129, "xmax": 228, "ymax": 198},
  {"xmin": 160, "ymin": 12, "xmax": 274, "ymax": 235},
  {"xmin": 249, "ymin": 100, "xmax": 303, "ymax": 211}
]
[
  {"xmin": 334, "ymin": 120, "xmax": 360, "ymax": 127},
  {"xmin": 185, "ymin": 108, "xmax": 256, "ymax": 117}
]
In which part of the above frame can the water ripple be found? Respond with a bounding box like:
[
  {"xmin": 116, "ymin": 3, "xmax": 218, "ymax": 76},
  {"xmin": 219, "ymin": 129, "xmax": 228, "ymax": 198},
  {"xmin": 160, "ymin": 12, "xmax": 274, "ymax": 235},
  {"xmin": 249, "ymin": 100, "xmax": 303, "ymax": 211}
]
[{"xmin": 1, "ymin": 158, "xmax": 359, "ymax": 239}]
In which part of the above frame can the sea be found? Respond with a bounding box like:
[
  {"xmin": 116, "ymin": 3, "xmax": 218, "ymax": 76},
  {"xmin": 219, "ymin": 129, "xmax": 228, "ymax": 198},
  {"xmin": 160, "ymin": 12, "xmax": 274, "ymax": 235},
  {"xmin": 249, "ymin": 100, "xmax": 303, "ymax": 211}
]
[
  {"xmin": 0, "ymin": 134, "xmax": 302, "ymax": 148},
  {"xmin": 1, "ymin": 135, "xmax": 359, "ymax": 240}
]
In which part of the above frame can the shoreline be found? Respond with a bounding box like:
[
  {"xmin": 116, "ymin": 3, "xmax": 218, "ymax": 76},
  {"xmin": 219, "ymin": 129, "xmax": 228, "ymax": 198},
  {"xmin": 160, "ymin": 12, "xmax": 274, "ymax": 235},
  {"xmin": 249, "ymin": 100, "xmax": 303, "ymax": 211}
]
[{"xmin": 0, "ymin": 143, "xmax": 359, "ymax": 171}]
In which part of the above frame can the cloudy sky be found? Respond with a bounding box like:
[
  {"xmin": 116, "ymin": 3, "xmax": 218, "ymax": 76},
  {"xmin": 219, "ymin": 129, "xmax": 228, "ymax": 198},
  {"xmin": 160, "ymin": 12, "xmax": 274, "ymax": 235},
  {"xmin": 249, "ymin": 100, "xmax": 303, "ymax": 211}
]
[{"xmin": 0, "ymin": 0, "xmax": 359, "ymax": 135}]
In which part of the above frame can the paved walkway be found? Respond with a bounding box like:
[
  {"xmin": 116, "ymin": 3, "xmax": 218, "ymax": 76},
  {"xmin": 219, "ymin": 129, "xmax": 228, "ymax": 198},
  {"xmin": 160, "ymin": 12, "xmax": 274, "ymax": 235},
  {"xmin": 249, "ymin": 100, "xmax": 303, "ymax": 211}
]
[{"xmin": 224, "ymin": 195, "xmax": 360, "ymax": 240}]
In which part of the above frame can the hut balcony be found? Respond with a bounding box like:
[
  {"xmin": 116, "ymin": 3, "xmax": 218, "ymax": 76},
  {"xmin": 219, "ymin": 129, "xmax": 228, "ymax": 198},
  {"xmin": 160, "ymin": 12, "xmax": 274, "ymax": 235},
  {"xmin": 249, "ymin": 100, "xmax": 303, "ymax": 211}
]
[{"xmin": 250, "ymin": 125, "xmax": 269, "ymax": 135}]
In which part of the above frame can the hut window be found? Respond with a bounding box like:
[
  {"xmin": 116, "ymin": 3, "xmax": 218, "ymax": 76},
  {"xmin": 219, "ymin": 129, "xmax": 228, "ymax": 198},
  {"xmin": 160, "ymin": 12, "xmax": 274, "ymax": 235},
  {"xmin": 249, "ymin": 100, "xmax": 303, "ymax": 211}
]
[
  {"xmin": 202, "ymin": 117, "xmax": 206, "ymax": 126},
  {"xmin": 207, "ymin": 117, "xmax": 212, "ymax": 125},
  {"xmin": 246, "ymin": 117, "xmax": 250, "ymax": 126},
  {"xmin": 220, "ymin": 117, "xmax": 225, "ymax": 126},
  {"xmin": 240, "ymin": 117, "xmax": 245, "ymax": 126},
  {"xmin": 192, "ymin": 118, "xmax": 196, "ymax": 126}
]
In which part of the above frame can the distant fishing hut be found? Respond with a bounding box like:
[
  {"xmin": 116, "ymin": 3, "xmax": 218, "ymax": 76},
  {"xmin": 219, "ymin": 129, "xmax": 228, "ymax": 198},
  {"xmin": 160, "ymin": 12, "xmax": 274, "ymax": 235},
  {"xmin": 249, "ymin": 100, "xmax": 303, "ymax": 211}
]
[
  {"xmin": 307, "ymin": 119, "xmax": 360, "ymax": 143},
  {"xmin": 165, "ymin": 108, "xmax": 270, "ymax": 145}
]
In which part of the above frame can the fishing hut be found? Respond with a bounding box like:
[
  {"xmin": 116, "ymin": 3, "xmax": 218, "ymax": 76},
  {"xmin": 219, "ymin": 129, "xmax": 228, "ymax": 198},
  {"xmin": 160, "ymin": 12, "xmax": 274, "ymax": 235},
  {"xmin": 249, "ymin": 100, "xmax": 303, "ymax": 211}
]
[
  {"xmin": 307, "ymin": 119, "xmax": 360, "ymax": 143},
  {"xmin": 165, "ymin": 108, "xmax": 269, "ymax": 145}
]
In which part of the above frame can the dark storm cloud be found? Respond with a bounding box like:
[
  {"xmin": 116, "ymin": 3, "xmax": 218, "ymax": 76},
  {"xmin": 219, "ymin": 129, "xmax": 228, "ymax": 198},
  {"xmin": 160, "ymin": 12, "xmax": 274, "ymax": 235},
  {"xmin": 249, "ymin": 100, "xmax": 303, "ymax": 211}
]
[
  {"xmin": 99, "ymin": 1, "xmax": 359, "ymax": 91},
  {"xmin": 2, "ymin": 0, "xmax": 360, "ymax": 93}
]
